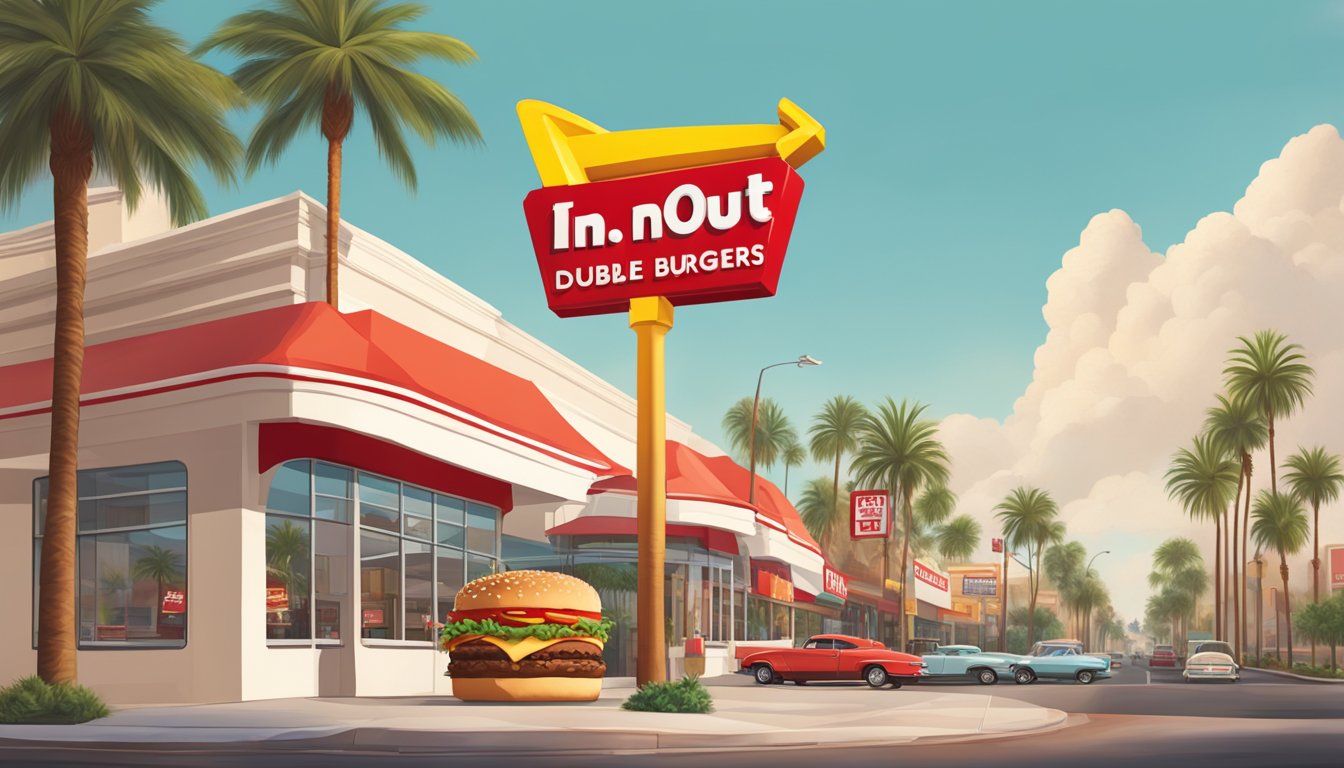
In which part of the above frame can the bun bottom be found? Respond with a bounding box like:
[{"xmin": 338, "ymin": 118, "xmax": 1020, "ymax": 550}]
[{"xmin": 452, "ymin": 676, "xmax": 603, "ymax": 702}]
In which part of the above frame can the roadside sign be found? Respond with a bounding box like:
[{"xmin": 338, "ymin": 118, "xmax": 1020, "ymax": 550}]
[
  {"xmin": 963, "ymin": 576, "xmax": 997, "ymax": 597},
  {"xmin": 1330, "ymin": 545, "xmax": 1344, "ymax": 591},
  {"xmin": 850, "ymin": 490, "xmax": 890, "ymax": 539}
]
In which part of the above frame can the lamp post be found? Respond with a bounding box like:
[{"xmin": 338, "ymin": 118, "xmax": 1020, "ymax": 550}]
[
  {"xmin": 1084, "ymin": 551, "xmax": 1110, "ymax": 650},
  {"xmin": 746, "ymin": 355, "xmax": 820, "ymax": 503}
]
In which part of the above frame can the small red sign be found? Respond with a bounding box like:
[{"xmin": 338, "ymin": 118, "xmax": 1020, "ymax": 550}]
[
  {"xmin": 991, "ymin": 537, "xmax": 1003, "ymax": 553},
  {"xmin": 823, "ymin": 566, "xmax": 849, "ymax": 600},
  {"xmin": 523, "ymin": 157, "xmax": 804, "ymax": 317},
  {"xmin": 161, "ymin": 589, "xmax": 186, "ymax": 614},
  {"xmin": 1330, "ymin": 546, "xmax": 1344, "ymax": 591},
  {"xmin": 266, "ymin": 586, "xmax": 289, "ymax": 611},
  {"xmin": 362, "ymin": 608, "xmax": 385, "ymax": 627},
  {"xmin": 850, "ymin": 490, "xmax": 890, "ymax": 540}
]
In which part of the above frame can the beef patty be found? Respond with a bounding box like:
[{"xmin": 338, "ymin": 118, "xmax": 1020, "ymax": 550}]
[{"xmin": 448, "ymin": 638, "xmax": 607, "ymax": 679}]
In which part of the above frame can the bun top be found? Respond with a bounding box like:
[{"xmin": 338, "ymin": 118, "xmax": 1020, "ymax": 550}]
[{"xmin": 454, "ymin": 570, "xmax": 601, "ymax": 613}]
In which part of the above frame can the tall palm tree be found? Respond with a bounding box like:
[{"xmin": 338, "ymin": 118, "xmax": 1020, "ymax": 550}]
[
  {"xmin": 133, "ymin": 544, "xmax": 186, "ymax": 632},
  {"xmin": 200, "ymin": 0, "xmax": 482, "ymax": 311},
  {"xmin": 851, "ymin": 398, "xmax": 949, "ymax": 650},
  {"xmin": 780, "ymin": 437, "xmax": 806, "ymax": 497},
  {"xmin": 1251, "ymin": 490, "xmax": 1311, "ymax": 665},
  {"xmin": 0, "ymin": 0, "xmax": 240, "ymax": 684},
  {"xmin": 1205, "ymin": 392, "xmax": 1268, "ymax": 660},
  {"xmin": 797, "ymin": 476, "xmax": 848, "ymax": 555},
  {"xmin": 1283, "ymin": 447, "xmax": 1344, "ymax": 608},
  {"xmin": 808, "ymin": 395, "xmax": 868, "ymax": 541},
  {"xmin": 1224, "ymin": 330, "xmax": 1314, "ymax": 495},
  {"xmin": 1073, "ymin": 577, "xmax": 1108, "ymax": 650},
  {"xmin": 994, "ymin": 486, "xmax": 1063, "ymax": 646},
  {"xmin": 1165, "ymin": 433, "xmax": 1239, "ymax": 640},
  {"xmin": 914, "ymin": 485, "xmax": 957, "ymax": 529},
  {"xmin": 723, "ymin": 397, "xmax": 793, "ymax": 472},
  {"xmin": 936, "ymin": 515, "xmax": 980, "ymax": 563},
  {"xmin": 1150, "ymin": 538, "xmax": 1207, "ymax": 652}
]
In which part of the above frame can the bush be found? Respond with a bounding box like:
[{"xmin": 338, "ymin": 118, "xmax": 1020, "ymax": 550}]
[
  {"xmin": 621, "ymin": 676, "xmax": 713, "ymax": 714},
  {"xmin": 0, "ymin": 676, "xmax": 109, "ymax": 724}
]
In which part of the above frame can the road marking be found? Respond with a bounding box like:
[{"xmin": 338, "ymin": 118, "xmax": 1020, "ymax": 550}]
[{"xmin": 1145, "ymin": 669, "xmax": 1151, "ymax": 685}]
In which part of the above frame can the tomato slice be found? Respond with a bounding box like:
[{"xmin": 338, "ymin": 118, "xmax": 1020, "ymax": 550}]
[{"xmin": 445, "ymin": 606, "xmax": 602, "ymax": 627}]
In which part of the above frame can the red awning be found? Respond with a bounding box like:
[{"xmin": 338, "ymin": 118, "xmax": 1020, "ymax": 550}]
[
  {"xmin": 588, "ymin": 441, "xmax": 820, "ymax": 556},
  {"xmin": 0, "ymin": 302, "xmax": 620, "ymax": 474},
  {"xmin": 546, "ymin": 515, "xmax": 739, "ymax": 555}
]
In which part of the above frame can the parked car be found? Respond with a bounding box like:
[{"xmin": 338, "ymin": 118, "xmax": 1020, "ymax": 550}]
[
  {"xmin": 905, "ymin": 637, "xmax": 942, "ymax": 656},
  {"xmin": 1108, "ymin": 652, "xmax": 1124, "ymax": 668},
  {"xmin": 741, "ymin": 634, "xmax": 927, "ymax": 688},
  {"xmin": 1012, "ymin": 643, "xmax": 1112, "ymax": 685},
  {"xmin": 920, "ymin": 644, "xmax": 1026, "ymax": 685},
  {"xmin": 1183, "ymin": 651, "xmax": 1240, "ymax": 683},
  {"xmin": 1150, "ymin": 645, "xmax": 1178, "ymax": 667},
  {"xmin": 1188, "ymin": 640, "xmax": 1234, "ymax": 660}
]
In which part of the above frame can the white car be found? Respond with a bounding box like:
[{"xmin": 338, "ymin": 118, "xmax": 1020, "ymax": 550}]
[{"xmin": 1183, "ymin": 651, "xmax": 1240, "ymax": 683}]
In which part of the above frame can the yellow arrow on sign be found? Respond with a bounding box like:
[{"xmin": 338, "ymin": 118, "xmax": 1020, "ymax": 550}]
[{"xmin": 518, "ymin": 99, "xmax": 826, "ymax": 188}]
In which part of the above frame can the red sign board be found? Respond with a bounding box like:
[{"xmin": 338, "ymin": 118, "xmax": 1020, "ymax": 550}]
[
  {"xmin": 991, "ymin": 537, "xmax": 1003, "ymax": 553},
  {"xmin": 850, "ymin": 490, "xmax": 890, "ymax": 540},
  {"xmin": 754, "ymin": 570, "xmax": 795, "ymax": 602},
  {"xmin": 362, "ymin": 608, "xmax": 385, "ymax": 627},
  {"xmin": 523, "ymin": 157, "xmax": 804, "ymax": 317},
  {"xmin": 913, "ymin": 560, "xmax": 949, "ymax": 592},
  {"xmin": 161, "ymin": 589, "xmax": 186, "ymax": 614},
  {"xmin": 1330, "ymin": 546, "xmax": 1344, "ymax": 591},
  {"xmin": 266, "ymin": 586, "xmax": 289, "ymax": 611},
  {"xmin": 823, "ymin": 566, "xmax": 849, "ymax": 600}
]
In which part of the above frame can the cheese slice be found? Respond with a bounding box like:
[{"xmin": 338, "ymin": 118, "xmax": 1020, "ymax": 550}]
[{"xmin": 445, "ymin": 633, "xmax": 605, "ymax": 662}]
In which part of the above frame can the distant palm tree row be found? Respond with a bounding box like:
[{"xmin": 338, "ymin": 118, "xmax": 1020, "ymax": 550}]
[
  {"xmin": 1164, "ymin": 330, "xmax": 1342, "ymax": 666},
  {"xmin": 0, "ymin": 0, "xmax": 481, "ymax": 685}
]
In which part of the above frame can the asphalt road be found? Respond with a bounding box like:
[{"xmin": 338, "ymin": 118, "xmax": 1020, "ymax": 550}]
[{"xmin": 710, "ymin": 659, "xmax": 1344, "ymax": 719}]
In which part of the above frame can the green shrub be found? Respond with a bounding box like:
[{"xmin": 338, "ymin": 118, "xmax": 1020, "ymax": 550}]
[
  {"xmin": 0, "ymin": 676, "xmax": 109, "ymax": 724},
  {"xmin": 621, "ymin": 676, "xmax": 713, "ymax": 714}
]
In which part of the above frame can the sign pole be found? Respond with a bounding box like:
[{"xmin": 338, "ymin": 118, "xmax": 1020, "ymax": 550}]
[{"xmin": 630, "ymin": 296, "xmax": 673, "ymax": 686}]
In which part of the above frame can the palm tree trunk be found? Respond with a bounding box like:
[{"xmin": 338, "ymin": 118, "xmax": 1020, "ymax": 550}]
[
  {"xmin": 897, "ymin": 492, "xmax": 913, "ymax": 651},
  {"xmin": 1241, "ymin": 457, "xmax": 1253, "ymax": 660},
  {"xmin": 37, "ymin": 106, "xmax": 94, "ymax": 685},
  {"xmin": 1279, "ymin": 559, "xmax": 1292, "ymax": 667},
  {"xmin": 321, "ymin": 88, "xmax": 353, "ymax": 311},
  {"xmin": 1001, "ymin": 546, "xmax": 1009, "ymax": 652},
  {"xmin": 1214, "ymin": 516, "xmax": 1222, "ymax": 642},
  {"xmin": 1266, "ymin": 410, "xmax": 1277, "ymax": 493},
  {"xmin": 1026, "ymin": 544, "xmax": 1038, "ymax": 647},
  {"xmin": 1311, "ymin": 500, "xmax": 1320, "ymax": 666}
]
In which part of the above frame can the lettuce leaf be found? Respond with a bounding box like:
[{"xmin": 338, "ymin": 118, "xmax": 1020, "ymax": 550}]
[{"xmin": 439, "ymin": 616, "xmax": 615, "ymax": 648}]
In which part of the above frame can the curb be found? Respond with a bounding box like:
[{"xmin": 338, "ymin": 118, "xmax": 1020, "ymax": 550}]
[{"xmin": 1246, "ymin": 666, "xmax": 1344, "ymax": 684}]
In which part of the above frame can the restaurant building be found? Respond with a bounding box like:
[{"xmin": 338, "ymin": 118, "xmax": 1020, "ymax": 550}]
[{"xmin": 0, "ymin": 187, "xmax": 839, "ymax": 704}]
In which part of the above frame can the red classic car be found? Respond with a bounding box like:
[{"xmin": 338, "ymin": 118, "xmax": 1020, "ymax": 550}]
[
  {"xmin": 740, "ymin": 634, "xmax": 927, "ymax": 688},
  {"xmin": 1149, "ymin": 645, "xmax": 1178, "ymax": 668}
]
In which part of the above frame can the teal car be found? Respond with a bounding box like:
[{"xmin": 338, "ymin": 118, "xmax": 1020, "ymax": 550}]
[
  {"xmin": 1012, "ymin": 642, "xmax": 1112, "ymax": 685},
  {"xmin": 920, "ymin": 644, "xmax": 1026, "ymax": 685}
]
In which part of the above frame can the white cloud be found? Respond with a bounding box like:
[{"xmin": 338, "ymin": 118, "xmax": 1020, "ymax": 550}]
[{"xmin": 946, "ymin": 124, "xmax": 1344, "ymax": 625}]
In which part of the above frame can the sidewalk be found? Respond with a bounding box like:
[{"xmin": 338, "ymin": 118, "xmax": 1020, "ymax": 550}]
[{"xmin": 0, "ymin": 678, "xmax": 1069, "ymax": 757}]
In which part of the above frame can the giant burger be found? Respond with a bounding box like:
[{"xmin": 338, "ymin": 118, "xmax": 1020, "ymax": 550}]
[{"xmin": 440, "ymin": 570, "xmax": 612, "ymax": 701}]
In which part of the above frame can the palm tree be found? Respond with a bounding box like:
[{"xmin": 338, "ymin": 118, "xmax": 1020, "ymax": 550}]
[
  {"xmin": 994, "ymin": 486, "xmax": 1063, "ymax": 646},
  {"xmin": 808, "ymin": 395, "xmax": 869, "ymax": 542},
  {"xmin": 266, "ymin": 519, "xmax": 311, "ymax": 595},
  {"xmin": 780, "ymin": 437, "xmax": 806, "ymax": 497},
  {"xmin": 915, "ymin": 485, "xmax": 957, "ymax": 529},
  {"xmin": 1205, "ymin": 392, "xmax": 1268, "ymax": 660},
  {"xmin": 1283, "ymin": 447, "xmax": 1344, "ymax": 608},
  {"xmin": 1250, "ymin": 489, "xmax": 1310, "ymax": 665},
  {"xmin": 723, "ymin": 397, "xmax": 793, "ymax": 472},
  {"xmin": 133, "ymin": 544, "xmax": 186, "ymax": 632},
  {"xmin": 1164, "ymin": 433, "xmax": 1239, "ymax": 640},
  {"xmin": 1073, "ymin": 576, "xmax": 1108, "ymax": 650},
  {"xmin": 0, "ymin": 0, "xmax": 241, "ymax": 684},
  {"xmin": 200, "ymin": 0, "xmax": 482, "ymax": 311},
  {"xmin": 1149, "ymin": 538, "xmax": 1208, "ymax": 652},
  {"xmin": 851, "ymin": 398, "xmax": 949, "ymax": 650},
  {"xmin": 1044, "ymin": 541, "xmax": 1087, "ymax": 636},
  {"xmin": 797, "ymin": 476, "xmax": 848, "ymax": 555},
  {"xmin": 936, "ymin": 515, "xmax": 980, "ymax": 563},
  {"xmin": 1224, "ymin": 330, "xmax": 1314, "ymax": 494}
]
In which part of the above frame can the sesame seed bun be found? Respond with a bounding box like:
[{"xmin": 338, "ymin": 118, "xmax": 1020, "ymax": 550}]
[{"xmin": 453, "ymin": 570, "xmax": 601, "ymax": 614}]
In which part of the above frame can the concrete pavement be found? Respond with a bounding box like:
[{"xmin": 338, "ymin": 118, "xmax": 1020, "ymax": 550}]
[{"xmin": 0, "ymin": 677, "xmax": 1068, "ymax": 759}]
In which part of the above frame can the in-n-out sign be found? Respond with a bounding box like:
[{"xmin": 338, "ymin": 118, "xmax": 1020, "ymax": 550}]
[
  {"xmin": 824, "ymin": 566, "xmax": 849, "ymax": 599},
  {"xmin": 525, "ymin": 158, "xmax": 803, "ymax": 317},
  {"xmin": 850, "ymin": 490, "xmax": 890, "ymax": 540}
]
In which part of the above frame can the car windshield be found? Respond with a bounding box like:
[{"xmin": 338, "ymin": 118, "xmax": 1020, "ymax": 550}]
[{"xmin": 1195, "ymin": 642, "xmax": 1233, "ymax": 656}]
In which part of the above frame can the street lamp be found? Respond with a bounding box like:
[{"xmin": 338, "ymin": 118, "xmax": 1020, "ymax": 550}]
[
  {"xmin": 1084, "ymin": 551, "xmax": 1110, "ymax": 651},
  {"xmin": 747, "ymin": 355, "xmax": 821, "ymax": 503}
]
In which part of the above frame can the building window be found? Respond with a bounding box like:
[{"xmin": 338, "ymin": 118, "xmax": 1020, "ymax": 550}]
[
  {"xmin": 33, "ymin": 462, "xmax": 188, "ymax": 648},
  {"xmin": 264, "ymin": 460, "xmax": 351, "ymax": 643}
]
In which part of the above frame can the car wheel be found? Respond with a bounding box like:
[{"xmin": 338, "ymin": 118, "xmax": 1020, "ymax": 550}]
[
  {"xmin": 1014, "ymin": 668, "xmax": 1036, "ymax": 685},
  {"xmin": 753, "ymin": 664, "xmax": 774, "ymax": 685},
  {"xmin": 975, "ymin": 668, "xmax": 998, "ymax": 686},
  {"xmin": 865, "ymin": 665, "xmax": 889, "ymax": 688},
  {"xmin": 1076, "ymin": 670, "xmax": 1095, "ymax": 685}
]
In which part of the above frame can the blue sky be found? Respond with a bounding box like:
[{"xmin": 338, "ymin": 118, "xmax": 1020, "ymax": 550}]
[{"xmin": 5, "ymin": 0, "xmax": 1344, "ymax": 496}]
